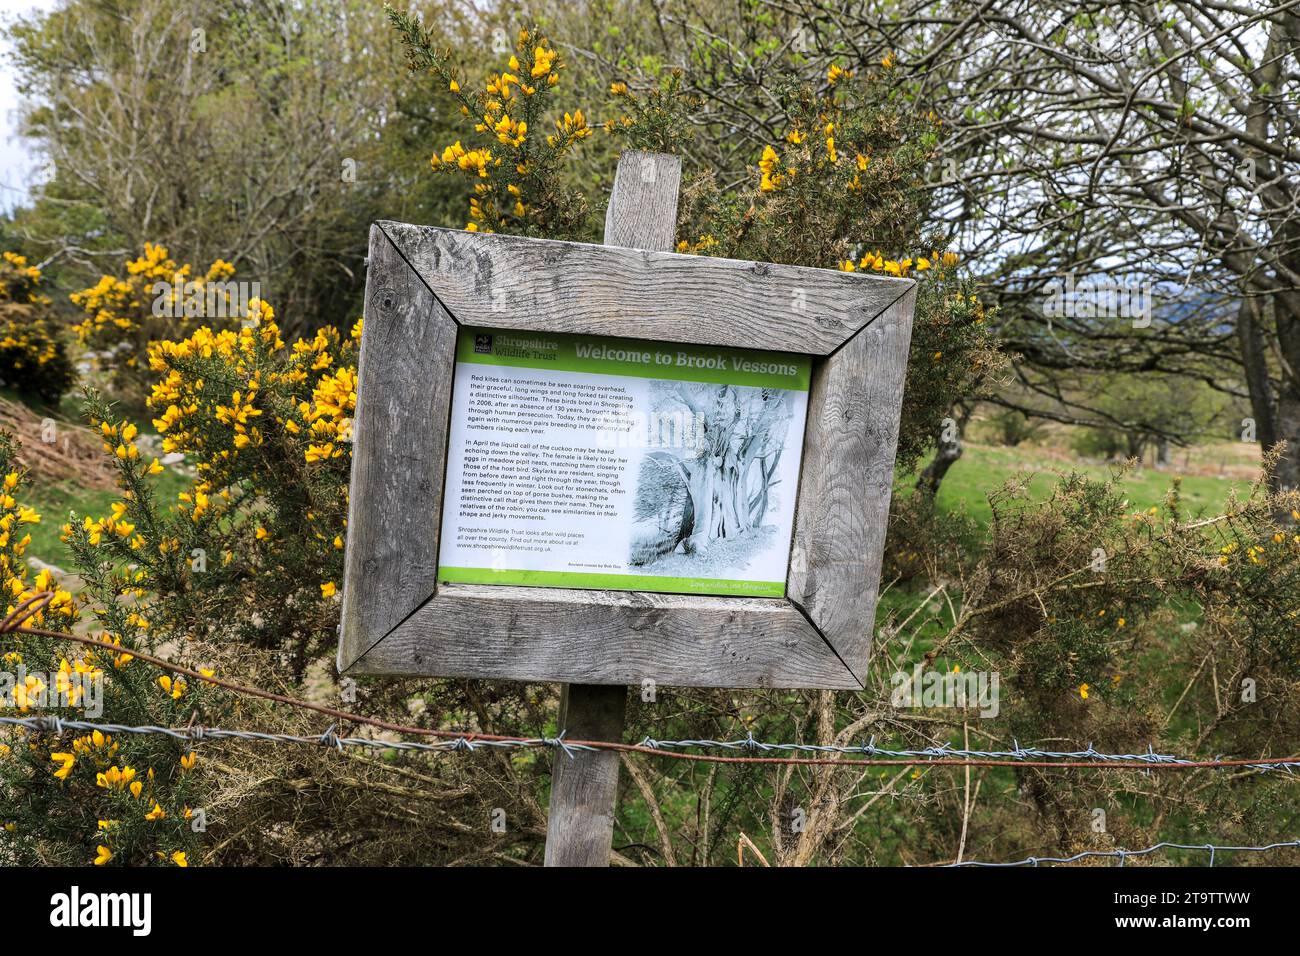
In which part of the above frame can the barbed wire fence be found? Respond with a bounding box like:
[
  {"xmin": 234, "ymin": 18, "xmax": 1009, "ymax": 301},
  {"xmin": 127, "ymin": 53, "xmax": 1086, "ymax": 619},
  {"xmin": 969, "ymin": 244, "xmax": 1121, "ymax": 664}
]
[
  {"xmin": 944, "ymin": 840, "xmax": 1300, "ymax": 868},
  {"xmin": 4, "ymin": 593, "xmax": 1299, "ymax": 866},
  {"xmin": 5, "ymin": 712, "xmax": 1300, "ymax": 772}
]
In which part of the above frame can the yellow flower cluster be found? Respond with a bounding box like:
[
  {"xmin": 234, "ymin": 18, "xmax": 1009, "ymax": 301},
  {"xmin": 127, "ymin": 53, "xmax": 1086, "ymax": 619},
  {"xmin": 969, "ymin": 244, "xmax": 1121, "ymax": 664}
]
[
  {"xmin": 141, "ymin": 304, "xmax": 361, "ymax": 501},
  {"xmin": 70, "ymin": 273, "xmax": 136, "ymax": 339},
  {"xmin": 70, "ymin": 244, "xmax": 244, "ymax": 360},
  {"xmin": 0, "ymin": 252, "xmax": 68, "ymax": 398},
  {"xmin": 548, "ymin": 109, "xmax": 592, "ymax": 147},
  {"xmin": 50, "ymin": 730, "xmax": 118, "ymax": 780},
  {"xmin": 759, "ymin": 144, "xmax": 795, "ymax": 192},
  {"xmin": 10, "ymin": 674, "xmax": 45, "ymax": 711},
  {"xmin": 827, "ymin": 64, "xmax": 854, "ymax": 85},
  {"xmin": 54, "ymin": 655, "xmax": 103, "ymax": 708},
  {"xmin": 676, "ymin": 234, "xmax": 719, "ymax": 254},
  {"xmin": 839, "ymin": 249, "xmax": 961, "ymax": 277},
  {"xmin": 427, "ymin": 31, "xmax": 585, "ymax": 234},
  {"xmin": 436, "ymin": 141, "xmax": 496, "ymax": 177},
  {"xmin": 492, "ymin": 114, "xmax": 527, "ymax": 148},
  {"xmin": 96, "ymin": 763, "xmax": 140, "ymax": 794},
  {"xmin": 302, "ymin": 365, "xmax": 357, "ymax": 464},
  {"xmin": 0, "ymin": 251, "xmax": 42, "ymax": 299},
  {"xmin": 87, "ymin": 762, "xmax": 191, "ymax": 864},
  {"xmin": 1218, "ymin": 529, "xmax": 1300, "ymax": 566},
  {"xmin": 757, "ymin": 71, "xmax": 925, "ymax": 207},
  {"xmin": 71, "ymin": 243, "xmax": 176, "ymax": 342},
  {"xmin": 0, "ymin": 476, "xmax": 76, "ymax": 624}
]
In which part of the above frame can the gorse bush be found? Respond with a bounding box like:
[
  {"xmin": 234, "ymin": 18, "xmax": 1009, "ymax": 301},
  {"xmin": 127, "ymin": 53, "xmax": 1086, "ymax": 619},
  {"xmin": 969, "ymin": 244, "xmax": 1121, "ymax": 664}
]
[
  {"xmin": 603, "ymin": 71, "xmax": 699, "ymax": 155},
  {"xmin": 70, "ymin": 244, "xmax": 263, "ymax": 400},
  {"xmin": 860, "ymin": 463, "xmax": 1300, "ymax": 864},
  {"xmin": 401, "ymin": 33, "xmax": 1001, "ymax": 475},
  {"xmin": 623, "ymin": 60, "xmax": 999, "ymax": 474},
  {"xmin": 72, "ymin": 313, "xmax": 359, "ymax": 673},
  {"xmin": 0, "ymin": 252, "xmax": 75, "ymax": 405},
  {"xmin": 0, "ymin": 431, "xmax": 205, "ymax": 867},
  {"xmin": 391, "ymin": 12, "xmax": 592, "ymax": 239},
  {"xmin": 0, "ymin": 301, "xmax": 361, "ymax": 865}
]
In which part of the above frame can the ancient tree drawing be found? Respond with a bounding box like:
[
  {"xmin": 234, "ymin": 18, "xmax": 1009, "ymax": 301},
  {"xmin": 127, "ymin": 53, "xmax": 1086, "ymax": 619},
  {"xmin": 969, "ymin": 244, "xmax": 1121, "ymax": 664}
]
[{"xmin": 631, "ymin": 381, "xmax": 793, "ymax": 568}]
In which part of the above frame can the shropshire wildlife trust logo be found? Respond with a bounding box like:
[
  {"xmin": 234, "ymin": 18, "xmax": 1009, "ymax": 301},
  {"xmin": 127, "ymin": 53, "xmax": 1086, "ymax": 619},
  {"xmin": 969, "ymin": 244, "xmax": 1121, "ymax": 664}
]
[
  {"xmin": 0, "ymin": 666, "xmax": 104, "ymax": 718},
  {"xmin": 1042, "ymin": 272, "xmax": 1152, "ymax": 328},
  {"xmin": 150, "ymin": 274, "xmax": 263, "ymax": 322},
  {"xmin": 891, "ymin": 664, "xmax": 1000, "ymax": 718}
]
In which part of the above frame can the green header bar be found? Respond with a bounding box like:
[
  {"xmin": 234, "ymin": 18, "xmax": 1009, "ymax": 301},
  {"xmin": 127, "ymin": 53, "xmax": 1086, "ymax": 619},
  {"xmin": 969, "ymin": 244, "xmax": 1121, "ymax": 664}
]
[
  {"xmin": 439, "ymin": 566, "xmax": 785, "ymax": 598},
  {"xmin": 456, "ymin": 326, "xmax": 811, "ymax": 391}
]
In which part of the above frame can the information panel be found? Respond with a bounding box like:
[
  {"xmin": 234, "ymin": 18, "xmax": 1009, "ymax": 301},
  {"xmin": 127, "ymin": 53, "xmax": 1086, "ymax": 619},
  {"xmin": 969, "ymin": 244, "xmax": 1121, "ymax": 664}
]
[{"xmin": 437, "ymin": 326, "xmax": 811, "ymax": 598}]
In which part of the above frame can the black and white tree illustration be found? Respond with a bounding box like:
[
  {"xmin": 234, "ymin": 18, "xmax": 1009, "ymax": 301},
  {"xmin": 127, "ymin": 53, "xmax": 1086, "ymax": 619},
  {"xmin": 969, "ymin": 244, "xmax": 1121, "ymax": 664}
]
[{"xmin": 631, "ymin": 381, "xmax": 794, "ymax": 566}]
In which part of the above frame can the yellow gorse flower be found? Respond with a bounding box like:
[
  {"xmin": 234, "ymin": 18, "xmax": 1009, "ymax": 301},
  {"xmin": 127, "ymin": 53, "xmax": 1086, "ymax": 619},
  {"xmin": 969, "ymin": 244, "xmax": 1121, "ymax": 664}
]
[
  {"xmin": 95, "ymin": 765, "xmax": 138, "ymax": 791},
  {"xmin": 50, "ymin": 752, "xmax": 76, "ymax": 780},
  {"xmin": 827, "ymin": 64, "xmax": 853, "ymax": 84}
]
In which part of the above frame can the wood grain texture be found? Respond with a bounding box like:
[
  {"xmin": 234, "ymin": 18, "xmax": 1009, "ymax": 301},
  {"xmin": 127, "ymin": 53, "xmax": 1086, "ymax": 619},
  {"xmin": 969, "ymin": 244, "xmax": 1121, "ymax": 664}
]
[
  {"xmin": 543, "ymin": 149, "xmax": 677, "ymax": 867},
  {"xmin": 347, "ymin": 584, "xmax": 861, "ymax": 688},
  {"xmin": 341, "ymin": 162, "xmax": 917, "ymax": 690},
  {"xmin": 337, "ymin": 225, "xmax": 458, "ymax": 673},
  {"xmin": 603, "ymin": 150, "xmax": 681, "ymax": 251},
  {"xmin": 787, "ymin": 285, "xmax": 917, "ymax": 684},
  {"xmin": 379, "ymin": 220, "xmax": 909, "ymax": 355},
  {"xmin": 544, "ymin": 684, "xmax": 628, "ymax": 866}
]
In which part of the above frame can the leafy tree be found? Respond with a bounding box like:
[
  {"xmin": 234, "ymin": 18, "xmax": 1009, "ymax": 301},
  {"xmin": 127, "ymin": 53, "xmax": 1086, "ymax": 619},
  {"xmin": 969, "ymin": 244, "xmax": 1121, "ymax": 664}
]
[{"xmin": 5, "ymin": 0, "xmax": 472, "ymax": 337}]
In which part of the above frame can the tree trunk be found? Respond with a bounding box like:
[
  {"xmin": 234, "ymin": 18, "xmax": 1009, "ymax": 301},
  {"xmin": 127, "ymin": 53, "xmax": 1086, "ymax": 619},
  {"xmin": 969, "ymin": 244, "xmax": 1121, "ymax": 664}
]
[
  {"xmin": 1236, "ymin": 295, "xmax": 1280, "ymax": 449},
  {"xmin": 749, "ymin": 451, "xmax": 779, "ymax": 526},
  {"xmin": 682, "ymin": 456, "xmax": 720, "ymax": 553},
  {"xmin": 1273, "ymin": 292, "xmax": 1300, "ymax": 496},
  {"xmin": 916, "ymin": 406, "xmax": 969, "ymax": 497},
  {"xmin": 1275, "ymin": 392, "xmax": 1300, "ymax": 494}
]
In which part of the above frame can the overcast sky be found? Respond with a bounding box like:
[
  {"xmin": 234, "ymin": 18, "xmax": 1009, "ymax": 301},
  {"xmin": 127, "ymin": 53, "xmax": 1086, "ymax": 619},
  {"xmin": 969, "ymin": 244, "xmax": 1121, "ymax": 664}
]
[{"xmin": 0, "ymin": 0, "xmax": 58, "ymax": 214}]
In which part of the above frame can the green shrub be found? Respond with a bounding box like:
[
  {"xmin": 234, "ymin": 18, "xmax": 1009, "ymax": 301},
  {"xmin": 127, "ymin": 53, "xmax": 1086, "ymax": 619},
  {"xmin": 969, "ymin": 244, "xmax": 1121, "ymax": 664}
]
[{"xmin": 0, "ymin": 252, "xmax": 76, "ymax": 405}]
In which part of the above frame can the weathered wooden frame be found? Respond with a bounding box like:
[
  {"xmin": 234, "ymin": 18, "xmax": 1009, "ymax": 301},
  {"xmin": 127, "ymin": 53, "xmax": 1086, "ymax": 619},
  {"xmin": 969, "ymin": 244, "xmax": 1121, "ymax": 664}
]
[{"xmin": 338, "ymin": 218, "xmax": 916, "ymax": 689}]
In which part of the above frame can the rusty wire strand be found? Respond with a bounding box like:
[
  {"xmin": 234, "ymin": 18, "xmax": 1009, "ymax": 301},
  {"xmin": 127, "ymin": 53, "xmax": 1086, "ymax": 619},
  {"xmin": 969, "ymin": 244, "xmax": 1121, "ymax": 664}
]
[{"xmin": 5, "ymin": 593, "xmax": 1300, "ymax": 772}]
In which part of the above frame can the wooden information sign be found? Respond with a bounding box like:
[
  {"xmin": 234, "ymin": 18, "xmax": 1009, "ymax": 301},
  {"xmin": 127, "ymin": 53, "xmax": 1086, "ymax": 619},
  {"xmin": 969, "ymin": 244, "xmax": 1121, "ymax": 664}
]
[
  {"xmin": 339, "ymin": 152, "xmax": 915, "ymax": 691},
  {"xmin": 338, "ymin": 150, "xmax": 915, "ymax": 864}
]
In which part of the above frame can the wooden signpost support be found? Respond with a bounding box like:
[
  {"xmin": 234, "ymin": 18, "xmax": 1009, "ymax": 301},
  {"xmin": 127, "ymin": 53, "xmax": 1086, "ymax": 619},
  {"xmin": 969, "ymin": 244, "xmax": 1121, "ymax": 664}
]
[
  {"xmin": 338, "ymin": 149, "xmax": 916, "ymax": 867},
  {"xmin": 543, "ymin": 150, "xmax": 682, "ymax": 866}
]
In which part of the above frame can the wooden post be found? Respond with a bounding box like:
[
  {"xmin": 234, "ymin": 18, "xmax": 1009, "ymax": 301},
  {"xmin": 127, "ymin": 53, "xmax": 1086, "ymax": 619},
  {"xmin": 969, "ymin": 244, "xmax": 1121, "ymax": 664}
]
[
  {"xmin": 543, "ymin": 150, "xmax": 682, "ymax": 867},
  {"xmin": 543, "ymin": 683, "xmax": 628, "ymax": 866}
]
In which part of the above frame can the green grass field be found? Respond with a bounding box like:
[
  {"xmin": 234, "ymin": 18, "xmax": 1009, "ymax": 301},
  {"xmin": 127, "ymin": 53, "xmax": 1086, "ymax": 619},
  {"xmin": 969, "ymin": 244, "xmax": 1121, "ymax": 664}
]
[
  {"xmin": 901, "ymin": 440, "xmax": 1257, "ymax": 528},
  {"xmin": 22, "ymin": 469, "xmax": 192, "ymax": 570},
  {"xmin": 877, "ymin": 437, "xmax": 1259, "ymax": 664}
]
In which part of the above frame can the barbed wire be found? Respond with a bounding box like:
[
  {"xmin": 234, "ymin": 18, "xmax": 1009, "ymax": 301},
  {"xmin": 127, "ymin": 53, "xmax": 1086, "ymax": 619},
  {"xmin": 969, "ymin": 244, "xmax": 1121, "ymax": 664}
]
[
  {"xmin": 4, "ymin": 594, "xmax": 1300, "ymax": 771},
  {"xmin": 6, "ymin": 711, "xmax": 1296, "ymax": 867},
  {"xmin": 4, "ymin": 713, "xmax": 1300, "ymax": 774},
  {"xmin": 944, "ymin": 839, "xmax": 1300, "ymax": 867}
]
